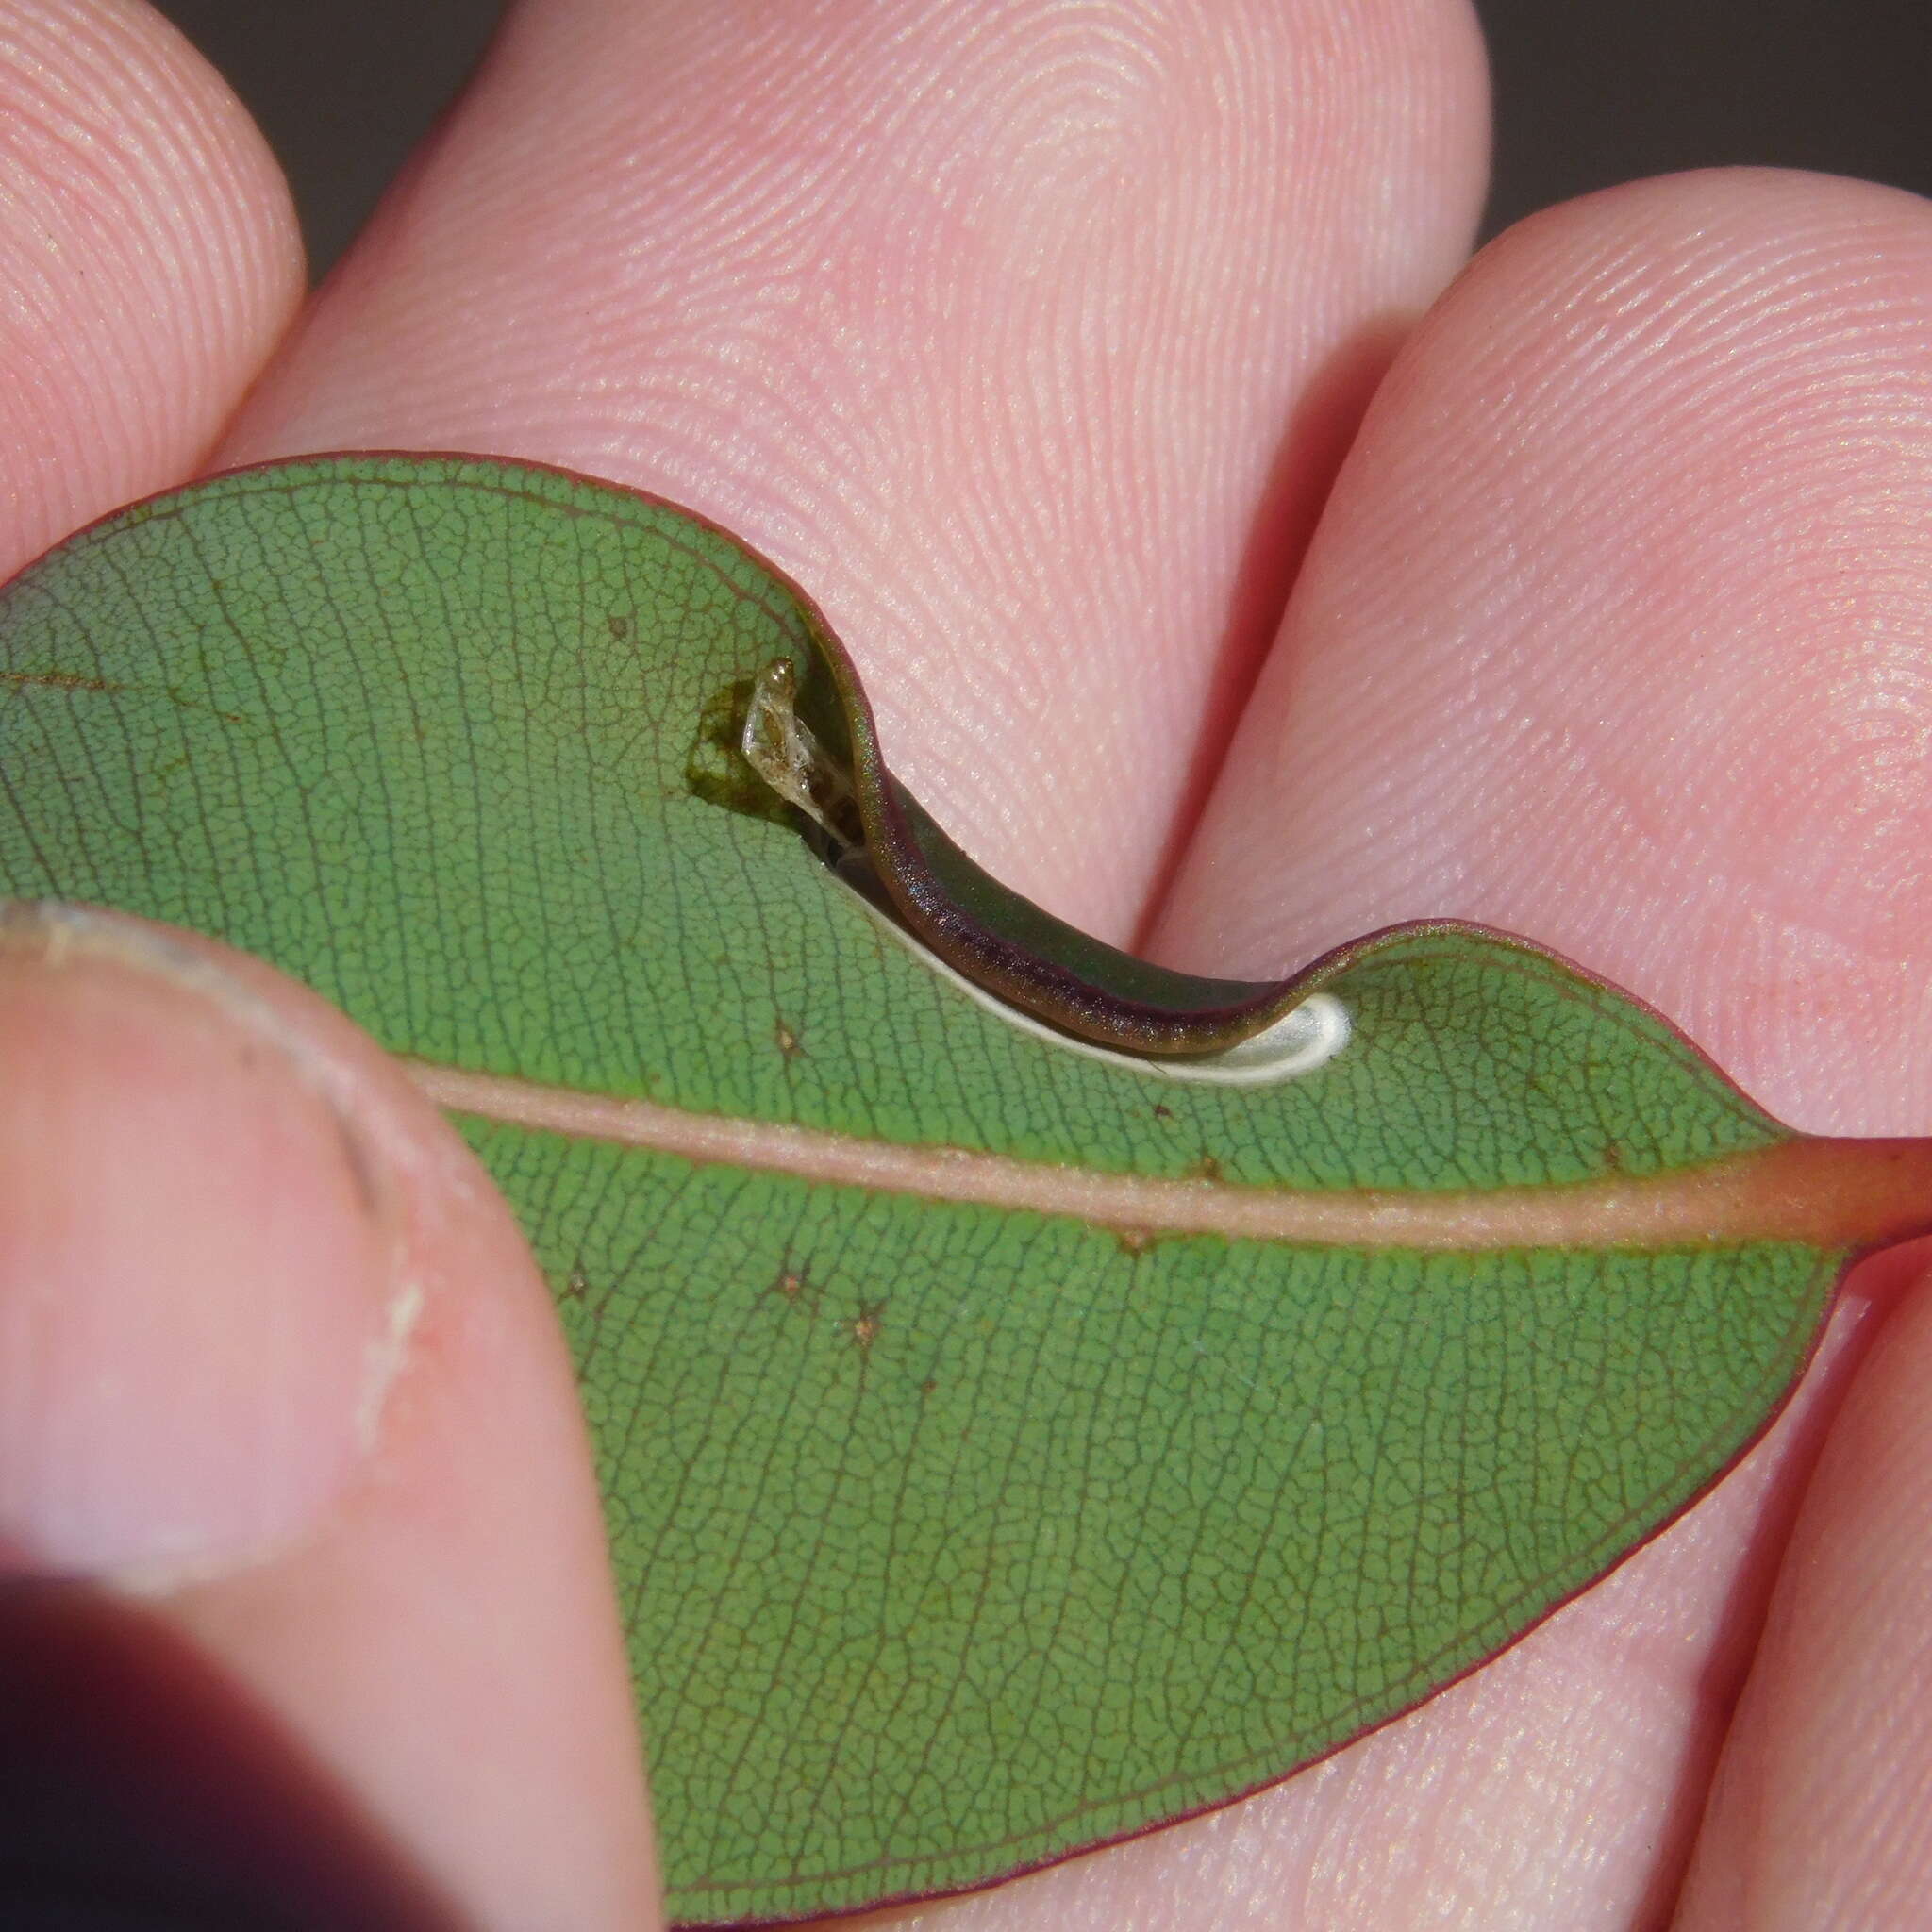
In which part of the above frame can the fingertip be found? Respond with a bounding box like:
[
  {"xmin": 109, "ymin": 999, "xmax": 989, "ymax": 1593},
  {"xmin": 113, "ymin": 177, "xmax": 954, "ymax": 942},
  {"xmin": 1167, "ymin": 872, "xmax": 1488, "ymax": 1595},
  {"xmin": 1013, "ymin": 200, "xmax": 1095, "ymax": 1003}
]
[
  {"xmin": 212, "ymin": 0, "xmax": 1491, "ymax": 942},
  {"xmin": 0, "ymin": 906, "xmax": 661, "ymax": 1929},
  {"xmin": 1676, "ymin": 1257, "xmax": 1932, "ymax": 1930},
  {"xmin": 0, "ymin": 0, "xmax": 306, "ymax": 577},
  {"xmin": 0, "ymin": 903, "xmax": 405, "ymax": 1584},
  {"xmin": 1156, "ymin": 166, "xmax": 1932, "ymax": 1132}
]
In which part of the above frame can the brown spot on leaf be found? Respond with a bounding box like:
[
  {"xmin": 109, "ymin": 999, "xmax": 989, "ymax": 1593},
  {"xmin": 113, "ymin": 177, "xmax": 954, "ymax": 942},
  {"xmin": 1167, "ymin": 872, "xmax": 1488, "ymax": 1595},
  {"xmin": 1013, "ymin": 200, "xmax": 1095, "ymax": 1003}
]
[
  {"xmin": 849, "ymin": 1303, "xmax": 884, "ymax": 1353},
  {"xmin": 2, "ymin": 668, "xmax": 245, "ymax": 726},
  {"xmin": 1, "ymin": 668, "xmax": 123, "ymax": 695},
  {"xmin": 774, "ymin": 1019, "xmax": 803, "ymax": 1060}
]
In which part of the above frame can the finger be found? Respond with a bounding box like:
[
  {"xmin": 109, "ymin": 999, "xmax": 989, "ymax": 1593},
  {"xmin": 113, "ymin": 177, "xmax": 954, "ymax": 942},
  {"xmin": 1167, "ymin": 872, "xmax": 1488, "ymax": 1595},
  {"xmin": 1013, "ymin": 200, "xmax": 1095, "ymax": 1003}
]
[
  {"xmin": 214, "ymin": 0, "xmax": 1489, "ymax": 941},
  {"xmin": 1674, "ymin": 1249, "xmax": 1932, "ymax": 1931},
  {"xmin": 1124, "ymin": 168, "xmax": 1932, "ymax": 1923},
  {"xmin": 0, "ymin": 903, "xmax": 658, "ymax": 1930},
  {"xmin": 1152, "ymin": 168, "xmax": 1932, "ymax": 1137},
  {"xmin": 0, "ymin": 0, "xmax": 302, "ymax": 580}
]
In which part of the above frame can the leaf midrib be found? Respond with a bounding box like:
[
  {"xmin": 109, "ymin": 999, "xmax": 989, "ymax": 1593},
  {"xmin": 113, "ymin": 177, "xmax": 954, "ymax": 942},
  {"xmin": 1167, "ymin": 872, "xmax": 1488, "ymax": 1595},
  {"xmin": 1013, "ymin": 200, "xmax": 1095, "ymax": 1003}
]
[{"xmin": 407, "ymin": 1059, "xmax": 1932, "ymax": 1252}]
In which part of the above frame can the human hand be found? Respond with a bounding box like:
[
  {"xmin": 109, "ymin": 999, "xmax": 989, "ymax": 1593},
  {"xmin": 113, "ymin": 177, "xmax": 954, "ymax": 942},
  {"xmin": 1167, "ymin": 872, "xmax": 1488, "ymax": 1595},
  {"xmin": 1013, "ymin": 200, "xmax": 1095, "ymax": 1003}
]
[{"xmin": 4, "ymin": 3, "xmax": 1930, "ymax": 1927}]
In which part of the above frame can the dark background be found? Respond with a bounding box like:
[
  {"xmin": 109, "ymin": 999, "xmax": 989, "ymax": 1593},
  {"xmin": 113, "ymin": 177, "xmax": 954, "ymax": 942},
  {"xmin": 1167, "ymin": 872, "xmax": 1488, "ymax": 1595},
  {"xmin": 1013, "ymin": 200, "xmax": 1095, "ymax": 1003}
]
[{"xmin": 151, "ymin": 0, "xmax": 1932, "ymax": 278}]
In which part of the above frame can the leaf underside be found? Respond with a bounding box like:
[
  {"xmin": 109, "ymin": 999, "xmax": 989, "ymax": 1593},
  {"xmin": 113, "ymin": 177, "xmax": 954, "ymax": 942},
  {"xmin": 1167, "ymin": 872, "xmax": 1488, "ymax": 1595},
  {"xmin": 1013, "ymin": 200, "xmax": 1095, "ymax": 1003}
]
[{"xmin": 0, "ymin": 456, "xmax": 1841, "ymax": 1924}]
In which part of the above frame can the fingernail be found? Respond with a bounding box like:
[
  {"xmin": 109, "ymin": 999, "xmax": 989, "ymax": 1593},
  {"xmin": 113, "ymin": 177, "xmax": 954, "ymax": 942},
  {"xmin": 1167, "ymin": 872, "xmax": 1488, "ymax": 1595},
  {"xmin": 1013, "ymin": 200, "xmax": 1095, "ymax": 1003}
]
[{"xmin": 0, "ymin": 903, "xmax": 411, "ymax": 1586}]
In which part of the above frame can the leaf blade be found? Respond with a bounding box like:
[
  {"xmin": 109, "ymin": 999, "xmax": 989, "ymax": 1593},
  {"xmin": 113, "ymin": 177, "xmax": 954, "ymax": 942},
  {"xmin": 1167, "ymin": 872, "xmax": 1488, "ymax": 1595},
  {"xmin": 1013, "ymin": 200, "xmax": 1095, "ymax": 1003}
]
[
  {"xmin": 0, "ymin": 453, "xmax": 1854, "ymax": 1924},
  {"xmin": 475, "ymin": 1108, "xmax": 1835, "ymax": 1921}
]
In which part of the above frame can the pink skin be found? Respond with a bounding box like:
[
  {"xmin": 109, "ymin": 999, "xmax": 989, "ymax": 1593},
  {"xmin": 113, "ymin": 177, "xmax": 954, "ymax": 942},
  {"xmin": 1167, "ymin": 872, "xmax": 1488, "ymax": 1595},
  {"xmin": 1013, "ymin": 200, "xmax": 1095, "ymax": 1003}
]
[{"xmin": 2, "ymin": 0, "xmax": 1930, "ymax": 1926}]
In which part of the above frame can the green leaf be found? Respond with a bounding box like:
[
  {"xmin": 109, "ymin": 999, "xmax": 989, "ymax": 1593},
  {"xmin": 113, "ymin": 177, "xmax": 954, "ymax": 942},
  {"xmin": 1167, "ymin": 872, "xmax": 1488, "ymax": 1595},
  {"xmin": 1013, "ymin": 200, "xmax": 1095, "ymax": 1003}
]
[{"xmin": 0, "ymin": 454, "xmax": 1914, "ymax": 1924}]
